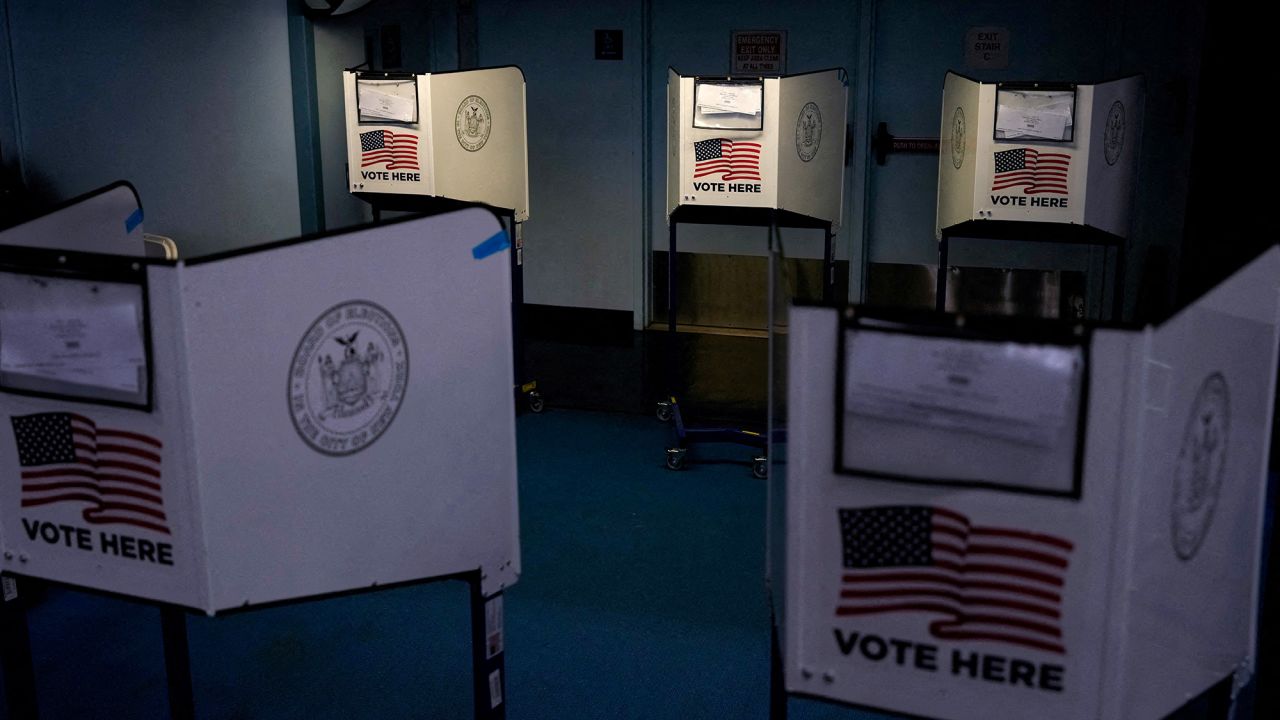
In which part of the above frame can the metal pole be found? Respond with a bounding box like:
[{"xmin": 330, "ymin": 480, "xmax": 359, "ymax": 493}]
[
  {"xmin": 1112, "ymin": 242, "xmax": 1126, "ymax": 323},
  {"xmin": 769, "ymin": 612, "xmax": 787, "ymax": 720},
  {"xmin": 936, "ymin": 234, "xmax": 950, "ymax": 312},
  {"xmin": 667, "ymin": 221, "xmax": 679, "ymax": 396},
  {"xmin": 823, "ymin": 222, "xmax": 835, "ymax": 304},
  {"xmin": 1, "ymin": 575, "xmax": 39, "ymax": 720},
  {"xmin": 509, "ymin": 213, "xmax": 526, "ymax": 391},
  {"xmin": 160, "ymin": 606, "xmax": 196, "ymax": 720},
  {"xmin": 468, "ymin": 574, "xmax": 506, "ymax": 720}
]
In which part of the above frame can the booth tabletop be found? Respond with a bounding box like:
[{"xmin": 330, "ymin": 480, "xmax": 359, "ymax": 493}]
[
  {"xmin": 669, "ymin": 205, "xmax": 832, "ymax": 229},
  {"xmin": 940, "ymin": 219, "xmax": 1125, "ymax": 247}
]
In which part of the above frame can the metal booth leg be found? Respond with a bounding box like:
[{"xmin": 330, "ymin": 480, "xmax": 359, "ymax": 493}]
[
  {"xmin": 1112, "ymin": 241, "xmax": 1126, "ymax": 323},
  {"xmin": 936, "ymin": 234, "xmax": 950, "ymax": 312},
  {"xmin": 667, "ymin": 220, "xmax": 678, "ymax": 388},
  {"xmin": 160, "ymin": 606, "xmax": 196, "ymax": 720},
  {"xmin": 667, "ymin": 220, "xmax": 678, "ymax": 337},
  {"xmin": 768, "ymin": 612, "xmax": 788, "ymax": 720},
  {"xmin": 658, "ymin": 221, "xmax": 680, "ymax": 421},
  {"xmin": 509, "ymin": 212, "xmax": 522, "ymax": 387},
  {"xmin": 508, "ymin": 214, "xmax": 543, "ymax": 413},
  {"xmin": 1, "ymin": 575, "xmax": 39, "ymax": 720},
  {"xmin": 822, "ymin": 222, "xmax": 835, "ymax": 304},
  {"xmin": 469, "ymin": 574, "xmax": 506, "ymax": 720}
]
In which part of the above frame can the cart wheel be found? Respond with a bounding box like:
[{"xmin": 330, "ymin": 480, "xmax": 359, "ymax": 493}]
[
  {"xmin": 527, "ymin": 392, "xmax": 546, "ymax": 414},
  {"xmin": 665, "ymin": 448, "xmax": 687, "ymax": 471},
  {"xmin": 656, "ymin": 402, "xmax": 673, "ymax": 423},
  {"xmin": 752, "ymin": 457, "xmax": 768, "ymax": 480}
]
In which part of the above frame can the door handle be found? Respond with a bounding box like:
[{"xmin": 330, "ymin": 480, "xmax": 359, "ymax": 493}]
[{"xmin": 872, "ymin": 122, "xmax": 940, "ymax": 166}]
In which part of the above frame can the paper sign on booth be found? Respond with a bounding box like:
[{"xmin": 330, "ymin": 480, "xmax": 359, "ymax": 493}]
[
  {"xmin": 844, "ymin": 330, "xmax": 1079, "ymax": 446},
  {"xmin": 837, "ymin": 323, "xmax": 1084, "ymax": 496},
  {"xmin": 996, "ymin": 109, "xmax": 1068, "ymax": 141},
  {"xmin": 696, "ymin": 83, "xmax": 762, "ymax": 115},
  {"xmin": 995, "ymin": 90, "xmax": 1075, "ymax": 142},
  {"xmin": 357, "ymin": 79, "xmax": 417, "ymax": 123},
  {"xmin": 0, "ymin": 273, "xmax": 145, "ymax": 394},
  {"xmin": 693, "ymin": 81, "xmax": 766, "ymax": 130}
]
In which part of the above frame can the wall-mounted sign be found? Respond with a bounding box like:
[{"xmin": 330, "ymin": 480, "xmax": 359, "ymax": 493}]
[
  {"xmin": 965, "ymin": 27, "xmax": 1010, "ymax": 69},
  {"xmin": 595, "ymin": 29, "xmax": 623, "ymax": 60},
  {"xmin": 732, "ymin": 30, "xmax": 786, "ymax": 75}
]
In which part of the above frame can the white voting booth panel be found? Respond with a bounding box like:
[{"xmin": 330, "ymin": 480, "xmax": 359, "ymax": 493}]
[
  {"xmin": 666, "ymin": 68, "xmax": 847, "ymax": 228},
  {"xmin": 783, "ymin": 248, "xmax": 1280, "ymax": 719},
  {"xmin": 0, "ymin": 181, "xmax": 146, "ymax": 255},
  {"xmin": 936, "ymin": 72, "xmax": 1142, "ymax": 237},
  {"xmin": 344, "ymin": 67, "xmax": 530, "ymax": 221},
  {"xmin": 0, "ymin": 208, "xmax": 520, "ymax": 613}
]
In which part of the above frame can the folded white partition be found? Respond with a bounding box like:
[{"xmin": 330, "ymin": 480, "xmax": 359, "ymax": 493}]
[
  {"xmin": 0, "ymin": 208, "xmax": 520, "ymax": 613},
  {"xmin": 0, "ymin": 181, "xmax": 146, "ymax": 255},
  {"xmin": 781, "ymin": 247, "xmax": 1279, "ymax": 719},
  {"xmin": 344, "ymin": 67, "xmax": 529, "ymax": 221},
  {"xmin": 666, "ymin": 67, "xmax": 847, "ymax": 228},
  {"xmin": 936, "ymin": 73, "xmax": 1142, "ymax": 238}
]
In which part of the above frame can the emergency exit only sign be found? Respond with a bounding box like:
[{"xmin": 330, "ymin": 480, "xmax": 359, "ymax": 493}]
[
  {"xmin": 966, "ymin": 26, "xmax": 1010, "ymax": 69},
  {"xmin": 732, "ymin": 30, "xmax": 786, "ymax": 74}
]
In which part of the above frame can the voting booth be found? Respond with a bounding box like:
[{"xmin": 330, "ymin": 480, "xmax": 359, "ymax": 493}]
[
  {"xmin": 344, "ymin": 65, "xmax": 540, "ymax": 413},
  {"xmin": 937, "ymin": 72, "xmax": 1141, "ymax": 235},
  {"xmin": 344, "ymin": 66, "xmax": 528, "ymax": 220},
  {"xmin": 0, "ymin": 195, "xmax": 519, "ymax": 718},
  {"xmin": 0, "ymin": 180, "xmax": 176, "ymax": 261},
  {"xmin": 660, "ymin": 68, "xmax": 847, "ymax": 473},
  {"xmin": 935, "ymin": 72, "xmax": 1143, "ymax": 319},
  {"xmin": 666, "ymin": 68, "xmax": 846, "ymax": 225},
  {"xmin": 774, "ymin": 247, "xmax": 1280, "ymax": 719},
  {"xmin": 0, "ymin": 181, "xmax": 147, "ymax": 256}
]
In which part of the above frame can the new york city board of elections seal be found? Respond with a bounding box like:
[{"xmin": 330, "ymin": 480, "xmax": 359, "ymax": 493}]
[
  {"xmin": 455, "ymin": 95, "xmax": 492, "ymax": 152},
  {"xmin": 1171, "ymin": 372, "xmax": 1230, "ymax": 561},
  {"xmin": 289, "ymin": 301, "xmax": 408, "ymax": 456},
  {"xmin": 950, "ymin": 106, "xmax": 966, "ymax": 169},
  {"xmin": 1103, "ymin": 100, "xmax": 1125, "ymax": 166},
  {"xmin": 795, "ymin": 102, "xmax": 822, "ymax": 162}
]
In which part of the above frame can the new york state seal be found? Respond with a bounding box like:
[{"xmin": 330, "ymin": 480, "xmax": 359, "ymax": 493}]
[
  {"xmin": 1171, "ymin": 372, "xmax": 1230, "ymax": 560},
  {"xmin": 455, "ymin": 95, "xmax": 492, "ymax": 152},
  {"xmin": 289, "ymin": 301, "xmax": 408, "ymax": 456}
]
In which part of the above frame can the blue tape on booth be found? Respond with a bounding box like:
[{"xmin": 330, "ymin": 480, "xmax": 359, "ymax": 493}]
[
  {"xmin": 471, "ymin": 230, "xmax": 510, "ymax": 260},
  {"xmin": 125, "ymin": 208, "xmax": 144, "ymax": 233}
]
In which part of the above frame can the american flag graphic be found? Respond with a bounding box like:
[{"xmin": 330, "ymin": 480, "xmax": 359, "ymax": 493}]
[
  {"xmin": 837, "ymin": 506, "xmax": 1073, "ymax": 654},
  {"xmin": 992, "ymin": 148, "xmax": 1070, "ymax": 195},
  {"xmin": 693, "ymin": 138, "xmax": 762, "ymax": 181},
  {"xmin": 360, "ymin": 129, "xmax": 419, "ymax": 170},
  {"xmin": 11, "ymin": 413, "xmax": 169, "ymax": 535}
]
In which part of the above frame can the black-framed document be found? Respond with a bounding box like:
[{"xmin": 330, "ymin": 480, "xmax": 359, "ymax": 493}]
[{"xmin": 0, "ymin": 267, "xmax": 150, "ymax": 409}]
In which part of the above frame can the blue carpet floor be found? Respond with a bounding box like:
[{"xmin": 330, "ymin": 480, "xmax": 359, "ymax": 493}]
[{"xmin": 2, "ymin": 410, "xmax": 884, "ymax": 720}]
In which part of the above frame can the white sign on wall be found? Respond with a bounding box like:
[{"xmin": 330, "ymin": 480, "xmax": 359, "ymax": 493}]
[
  {"xmin": 966, "ymin": 27, "xmax": 1010, "ymax": 69},
  {"xmin": 732, "ymin": 30, "xmax": 786, "ymax": 74}
]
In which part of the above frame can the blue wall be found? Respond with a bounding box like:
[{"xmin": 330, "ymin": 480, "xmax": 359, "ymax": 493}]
[
  {"xmin": 479, "ymin": 0, "xmax": 646, "ymax": 314},
  {"xmin": 0, "ymin": 4, "xmax": 20, "ymax": 179},
  {"xmin": 3, "ymin": 1, "xmax": 302, "ymax": 257}
]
